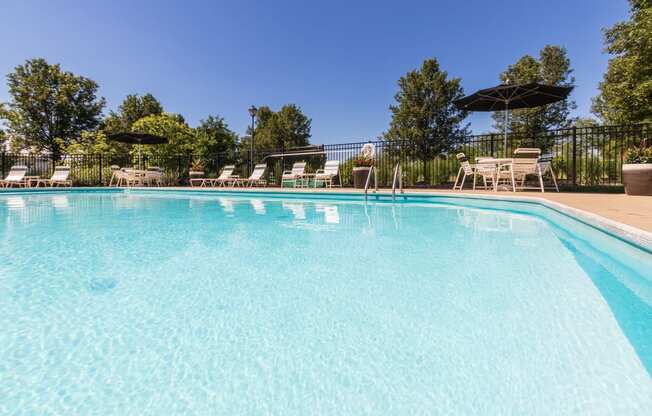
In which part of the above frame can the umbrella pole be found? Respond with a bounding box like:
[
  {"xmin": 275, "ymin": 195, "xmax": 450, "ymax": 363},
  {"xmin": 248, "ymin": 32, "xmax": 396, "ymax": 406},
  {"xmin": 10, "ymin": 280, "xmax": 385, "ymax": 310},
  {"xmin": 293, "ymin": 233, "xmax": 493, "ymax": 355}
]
[{"xmin": 503, "ymin": 103, "xmax": 509, "ymax": 157}]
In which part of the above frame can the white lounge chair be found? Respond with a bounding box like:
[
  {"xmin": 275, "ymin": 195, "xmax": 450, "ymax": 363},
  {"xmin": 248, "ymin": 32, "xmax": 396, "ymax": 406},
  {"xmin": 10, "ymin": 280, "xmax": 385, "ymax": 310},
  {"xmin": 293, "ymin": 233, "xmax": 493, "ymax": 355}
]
[
  {"xmin": 281, "ymin": 162, "xmax": 307, "ymax": 188},
  {"xmin": 189, "ymin": 171, "xmax": 206, "ymax": 187},
  {"xmin": 314, "ymin": 160, "xmax": 340, "ymax": 188},
  {"xmin": 241, "ymin": 164, "xmax": 267, "ymax": 187},
  {"xmin": 36, "ymin": 166, "xmax": 72, "ymax": 187},
  {"xmin": 0, "ymin": 165, "xmax": 28, "ymax": 188},
  {"xmin": 210, "ymin": 165, "xmax": 237, "ymax": 187}
]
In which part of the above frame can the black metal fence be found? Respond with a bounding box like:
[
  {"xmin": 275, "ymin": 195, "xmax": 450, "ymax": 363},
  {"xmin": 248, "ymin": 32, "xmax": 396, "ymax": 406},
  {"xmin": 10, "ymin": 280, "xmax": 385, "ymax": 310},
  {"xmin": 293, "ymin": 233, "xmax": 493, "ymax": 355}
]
[{"xmin": 1, "ymin": 123, "xmax": 650, "ymax": 188}]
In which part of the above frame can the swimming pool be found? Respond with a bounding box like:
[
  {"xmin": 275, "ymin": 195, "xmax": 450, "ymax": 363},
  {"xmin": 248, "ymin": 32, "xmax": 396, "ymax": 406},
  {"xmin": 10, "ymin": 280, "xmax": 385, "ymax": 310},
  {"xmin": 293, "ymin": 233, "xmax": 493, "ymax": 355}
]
[{"xmin": 1, "ymin": 189, "xmax": 651, "ymax": 414}]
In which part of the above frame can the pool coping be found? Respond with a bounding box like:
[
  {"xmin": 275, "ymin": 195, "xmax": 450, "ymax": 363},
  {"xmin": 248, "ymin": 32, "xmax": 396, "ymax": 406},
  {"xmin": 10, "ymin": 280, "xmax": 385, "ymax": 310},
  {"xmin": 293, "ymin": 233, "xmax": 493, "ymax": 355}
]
[{"xmin": 3, "ymin": 186, "xmax": 652, "ymax": 252}]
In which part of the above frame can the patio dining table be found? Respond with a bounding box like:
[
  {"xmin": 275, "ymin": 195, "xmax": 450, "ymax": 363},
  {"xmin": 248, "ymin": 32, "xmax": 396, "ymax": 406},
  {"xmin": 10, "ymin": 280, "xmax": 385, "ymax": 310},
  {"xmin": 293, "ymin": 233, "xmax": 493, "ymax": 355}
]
[
  {"xmin": 473, "ymin": 157, "xmax": 559, "ymax": 192},
  {"xmin": 474, "ymin": 158, "xmax": 514, "ymax": 192}
]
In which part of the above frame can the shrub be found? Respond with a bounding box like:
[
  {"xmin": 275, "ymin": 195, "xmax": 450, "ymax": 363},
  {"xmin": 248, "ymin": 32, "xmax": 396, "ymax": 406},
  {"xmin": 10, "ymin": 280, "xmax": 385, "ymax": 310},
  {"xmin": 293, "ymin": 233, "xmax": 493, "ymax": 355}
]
[{"xmin": 625, "ymin": 146, "xmax": 652, "ymax": 164}]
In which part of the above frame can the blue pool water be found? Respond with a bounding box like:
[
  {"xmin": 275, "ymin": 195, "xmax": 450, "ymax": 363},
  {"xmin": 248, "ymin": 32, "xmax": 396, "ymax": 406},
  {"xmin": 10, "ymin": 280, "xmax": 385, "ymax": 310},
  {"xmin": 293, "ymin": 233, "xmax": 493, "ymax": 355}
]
[{"xmin": 1, "ymin": 190, "xmax": 651, "ymax": 415}]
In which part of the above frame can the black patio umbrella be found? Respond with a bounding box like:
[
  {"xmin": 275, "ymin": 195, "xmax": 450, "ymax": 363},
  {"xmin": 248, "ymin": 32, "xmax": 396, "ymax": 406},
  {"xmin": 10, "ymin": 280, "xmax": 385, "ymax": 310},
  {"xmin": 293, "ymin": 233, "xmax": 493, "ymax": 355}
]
[
  {"xmin": 108, "ymin": 132, "xmax": 168, "ymax": 169},
  {"xmin": 454, "ymin": 82, "xmax": 573, "ymax": 155}
]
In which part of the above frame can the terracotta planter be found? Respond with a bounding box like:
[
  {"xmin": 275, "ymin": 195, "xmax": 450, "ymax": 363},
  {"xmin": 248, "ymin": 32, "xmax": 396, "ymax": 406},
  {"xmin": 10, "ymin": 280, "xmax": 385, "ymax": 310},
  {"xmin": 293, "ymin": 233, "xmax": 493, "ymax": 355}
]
[
  {"xmin": 189, "ymin": 171, "xmax": 205, "ymax": 177},
  {"xmin": 352, "ymin": 166, "xmax": 373, "ymax": 189},
  {"xmin": 623, "ymin": 164, "xmax": 652, "ymax": 196}
]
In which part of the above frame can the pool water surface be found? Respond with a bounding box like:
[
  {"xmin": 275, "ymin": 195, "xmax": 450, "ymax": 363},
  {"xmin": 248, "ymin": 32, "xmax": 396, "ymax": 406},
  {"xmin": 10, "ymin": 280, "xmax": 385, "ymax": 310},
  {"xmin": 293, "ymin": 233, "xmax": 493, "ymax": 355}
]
[{"xmin": 1, "ymin": 190, "xmax": 651, "ymax": 415}]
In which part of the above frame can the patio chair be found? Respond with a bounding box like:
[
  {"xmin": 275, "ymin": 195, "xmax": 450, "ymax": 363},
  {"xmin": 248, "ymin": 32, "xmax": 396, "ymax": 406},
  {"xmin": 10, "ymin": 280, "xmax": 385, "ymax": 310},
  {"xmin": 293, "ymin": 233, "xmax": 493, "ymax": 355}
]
[
  {"xmin": 36, "ymin": 166, "xmax": 72, "ymax": 187},
  {"xmin": 109, "ymin": 165, "xmax": 123, "ymax": 187},
  {"xmin": 210, "ymin": 165, "xmax": 237, "ymax": 187},
  {"xmin": 474, "ymin": 159, "xmax": 500, "ymax": 191},
  {"xmin": 314, "ymin": 160, "xmax": 341, "ymax": 188},
  {"xmin": 281, "ymin": 162, "xmax": 307, "ymax": 188},
  {"xmin": 453, "ymin": 153, "xmax": 481, "ymax": 190},
  {"xmin": 537, "ymin": 156, "xmax": 559, "ymax": 192},
  {"xmin": 144, "ymin": 167, "xmax": 164, "ymax": 186},
  {"xmin": 494, "ymin": 161, "xmax": 517, "ymax": 192},
  {"xmin": 117, "ymin": 168, "xmax": 146, "ymax": 187},
  {"xmin": 0, "ymin": 165, "xmax": 28, "ymax": 188},
  {"xmin": 241, "ymin": 164, "xmax": 267, "ymax": 187},
  {"xmin": 109, "ymin": 166, "xmax": 138, "ymax": 187},
  {"xmin": 512, "ymin": 148, "xmax": 545, "ymax": 192}
]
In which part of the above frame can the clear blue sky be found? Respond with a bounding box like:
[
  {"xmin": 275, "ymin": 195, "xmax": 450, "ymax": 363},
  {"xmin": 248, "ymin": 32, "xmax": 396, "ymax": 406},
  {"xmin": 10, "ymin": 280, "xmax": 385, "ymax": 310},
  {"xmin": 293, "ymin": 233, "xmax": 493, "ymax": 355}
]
[{"xmin": 0, "ymin": 0, "xmax": 628, "ymax": 144}]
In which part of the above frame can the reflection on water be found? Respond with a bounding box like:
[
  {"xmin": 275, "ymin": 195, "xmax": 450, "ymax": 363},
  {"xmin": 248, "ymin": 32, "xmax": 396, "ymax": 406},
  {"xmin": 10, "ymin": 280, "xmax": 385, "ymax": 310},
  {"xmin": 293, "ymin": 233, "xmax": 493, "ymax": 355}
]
[
  {"xmin": 51, "ymin": 195, "xmax": 70, "ymax": 209},
  {"xmin": 456, "ymin": 207, "xmax": 541, "ymax": 237},
  {"xmin": 6, "ymin": 196, "xmax": 26, "ymax": 210},
  {"xmin": 218, "ymin": 198, "xmax": 235, "ymax": 213},
  {"xmin": 250, "ymin": 199, "xmax": 266, "ymax": 215},
  {"xmin": 282, "ymin": 202, "xmax": 306, "ymax": 220},
  {"xmin": 315, "ymin": 204, "xmax": 340, "ymax": 224}
]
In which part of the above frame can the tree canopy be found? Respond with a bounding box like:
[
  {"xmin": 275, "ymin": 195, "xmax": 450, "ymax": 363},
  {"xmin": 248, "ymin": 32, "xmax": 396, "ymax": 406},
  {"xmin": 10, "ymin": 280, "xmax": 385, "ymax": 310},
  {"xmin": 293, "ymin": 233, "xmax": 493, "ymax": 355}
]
[
  {"xmin": 592, "ymin": 0, "xmax": 652, "ymax": 124},
  {"xmin": 104, "ymin": 93, "xmax": 164, "ymax": 133},
  {"xmin": 194, "ymin": 115, "xmax": 238, "ymax": 155},
  {"xmin": 131, "ymin": 113, "xmax": 195, "ymax": 158},
  {"xmin": 244, "ymin": 104, "xmax": 311, "ymax": 151},
  {"xmin": 492, "ymin": 45, "xmax": 576, "ymax": 139},
  {"xmin": 0, "ymin": 58, "xmax": 105, "ymax": 157},
  {"xmin": 383, "ymin": 58, "xmax": 469, "ymax": 177}
]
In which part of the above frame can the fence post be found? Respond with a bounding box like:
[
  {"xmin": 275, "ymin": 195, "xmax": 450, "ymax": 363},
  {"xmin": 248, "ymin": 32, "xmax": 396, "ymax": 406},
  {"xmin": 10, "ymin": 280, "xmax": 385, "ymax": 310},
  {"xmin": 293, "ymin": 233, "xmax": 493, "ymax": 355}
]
[
  {"xmin": 490, "ymin": 134, "xmax": 495, "ymax": 157},
  {"xmin": 99, "ymin": 155, "xmax": 103, "ymax": 185},
  {"xmin": 571, "ymin": 126, "xmax": 577, "ymax": 186}
]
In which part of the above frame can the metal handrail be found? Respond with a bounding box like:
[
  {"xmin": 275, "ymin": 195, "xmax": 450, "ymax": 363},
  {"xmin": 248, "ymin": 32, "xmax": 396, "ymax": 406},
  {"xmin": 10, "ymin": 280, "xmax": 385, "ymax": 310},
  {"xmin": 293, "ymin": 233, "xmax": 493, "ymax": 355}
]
[
  {"xmin": 364, "ymin": 166, "xmax": 374, "ymax": 201},
  {"xmin": 391, "ymin": 162, "xmax": 403, "ymax": 201}
]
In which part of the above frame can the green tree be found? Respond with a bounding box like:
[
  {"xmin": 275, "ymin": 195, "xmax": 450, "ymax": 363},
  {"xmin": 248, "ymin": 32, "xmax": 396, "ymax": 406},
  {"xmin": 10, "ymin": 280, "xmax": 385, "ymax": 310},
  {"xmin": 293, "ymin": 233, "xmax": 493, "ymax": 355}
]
[
  {"xmin": 243, "ymin": 104, "xmax": 311, "ymax": 151},
  {"xmin": 572, "ymin": 117, "xmax": 600, "ymax": 128},
  {"xmin": 194, "ymin": 115, "xmax": 238, "ymax": 155},
  {"xmin": 104, "ymin": 93, "xmax": 164, "ymax": 133},
  {"xmin": 492, "ymin": 45, "xmax": 576, "ymax": 143},
  {"xmin": 382, "ymin": 58, "xmax": 469, "ymax": 182},
  {"xmin": 131, "ymin": 113, "xmax": 195, "ymax": 158},
  {"xmin": 0, "ymin": 58, "xmax": 105, "ymax": 157},
  {"xmin": 592, "ymin": 0, "xmax": 652, "ymax": 124},
  {"xmin": 56, "ymin": 130, "xmax": 121, "ymax": 156}
]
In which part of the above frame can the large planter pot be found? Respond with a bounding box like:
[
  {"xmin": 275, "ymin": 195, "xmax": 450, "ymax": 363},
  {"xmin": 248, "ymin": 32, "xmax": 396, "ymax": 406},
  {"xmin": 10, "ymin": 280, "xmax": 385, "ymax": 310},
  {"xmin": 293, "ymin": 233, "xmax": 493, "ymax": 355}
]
[
  {"xmin": 352, "ymin": 166, "xmax": 373, "ymax": 189},
  {"xmin": 623, "ymin": 164, "xmax": 652, "ymax": 196}
]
